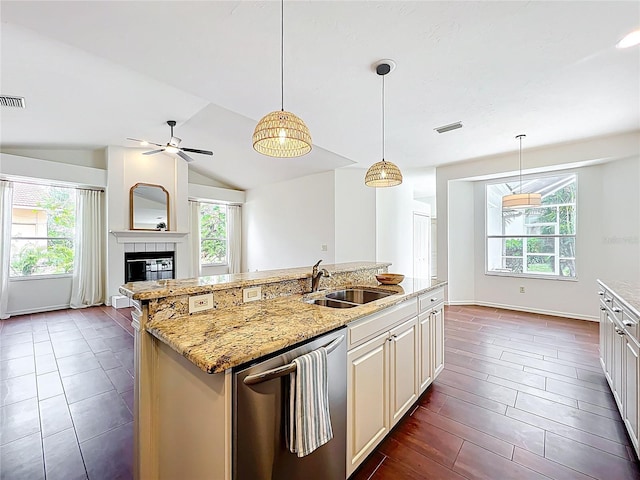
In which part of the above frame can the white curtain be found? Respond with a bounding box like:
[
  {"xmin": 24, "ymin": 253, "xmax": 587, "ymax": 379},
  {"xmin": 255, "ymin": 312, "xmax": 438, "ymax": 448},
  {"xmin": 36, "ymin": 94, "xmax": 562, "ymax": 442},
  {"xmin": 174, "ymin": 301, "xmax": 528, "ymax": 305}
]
[
  {"xmin": 228, "ymin": 205, "xmax": 242, "ymax": 274},
  {"xmin": 189, "ymin": 200, "xmax": 201, "ymax": 277},
  {"xmin": 70, "ymin": 189, "xmax": 105, "ymax": 308},
  {"xmin": 0, "ymin": 181, "xmax": 13, "ymax": 319}
]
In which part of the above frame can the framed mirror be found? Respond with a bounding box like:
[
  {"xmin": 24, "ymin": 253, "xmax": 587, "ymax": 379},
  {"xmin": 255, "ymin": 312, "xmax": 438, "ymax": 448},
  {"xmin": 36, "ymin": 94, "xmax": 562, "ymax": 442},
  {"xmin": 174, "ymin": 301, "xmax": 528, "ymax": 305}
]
[{"xmin": 129, "ymin": 183, "xmax": 170, "ymax": 231}]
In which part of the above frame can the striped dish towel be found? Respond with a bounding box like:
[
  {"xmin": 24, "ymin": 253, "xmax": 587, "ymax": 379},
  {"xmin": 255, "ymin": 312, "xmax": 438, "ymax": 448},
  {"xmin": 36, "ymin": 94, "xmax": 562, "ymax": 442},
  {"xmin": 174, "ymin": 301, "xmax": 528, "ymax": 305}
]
[{"xmin": 288, "ymin": 347, "xmax": 333, "ymax": 457}]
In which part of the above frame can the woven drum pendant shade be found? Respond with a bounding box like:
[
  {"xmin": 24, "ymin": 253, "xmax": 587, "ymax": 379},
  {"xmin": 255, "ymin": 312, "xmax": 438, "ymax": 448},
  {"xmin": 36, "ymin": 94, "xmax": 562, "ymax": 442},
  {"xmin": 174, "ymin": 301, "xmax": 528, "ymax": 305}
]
[
  {"xmin": 365, "ymin": 160, "xmax": 403, "ymax": 187},
  {"xmin": 252, "ymin": 110, "xmax": 312, "ymax": 158},
  {"xmin": 502, "ymin": 192, "xmax": 542, "ymax": 209}
]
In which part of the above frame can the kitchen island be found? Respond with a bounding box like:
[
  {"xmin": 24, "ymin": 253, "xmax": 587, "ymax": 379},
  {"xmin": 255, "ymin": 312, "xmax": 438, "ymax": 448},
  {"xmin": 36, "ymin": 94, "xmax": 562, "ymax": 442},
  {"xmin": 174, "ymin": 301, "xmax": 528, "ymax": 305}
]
[{"xmin": 120, "ymin": 262, "xmax": 446, "ymax": 479}]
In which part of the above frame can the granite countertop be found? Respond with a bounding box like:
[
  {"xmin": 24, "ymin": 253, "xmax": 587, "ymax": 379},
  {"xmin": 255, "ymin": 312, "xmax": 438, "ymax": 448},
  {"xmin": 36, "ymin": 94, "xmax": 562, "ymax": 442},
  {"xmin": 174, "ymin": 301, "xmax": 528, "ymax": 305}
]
[
  {"xmin": 120, "ymin": 261, "xmax": 391, "ymax": 300},
  {"xmin": 598, "ymin": 279, "xmax": 640, "ymax": 318},
  {"xmin": 146, "ymin": 277, "xmax": 446, "ymax": 374}
]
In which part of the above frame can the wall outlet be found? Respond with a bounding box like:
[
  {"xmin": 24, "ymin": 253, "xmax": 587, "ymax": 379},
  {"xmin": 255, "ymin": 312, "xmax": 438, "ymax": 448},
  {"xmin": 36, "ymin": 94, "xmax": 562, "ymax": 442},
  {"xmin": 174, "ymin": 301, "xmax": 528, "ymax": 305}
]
[
  {"xmin": 519, "ymin": 286, "xmax": 525, "ymax": 294},
  {"xmin": 243, "ymin": 286, "xmax": 262, "ymax": 303},
  {"xmin": 321, "ymin": 244, "xmax": 328, "ymax": 252},
  {"xmin": 189, "ymin": 293, "xmax": 214, "ymax": 314}
]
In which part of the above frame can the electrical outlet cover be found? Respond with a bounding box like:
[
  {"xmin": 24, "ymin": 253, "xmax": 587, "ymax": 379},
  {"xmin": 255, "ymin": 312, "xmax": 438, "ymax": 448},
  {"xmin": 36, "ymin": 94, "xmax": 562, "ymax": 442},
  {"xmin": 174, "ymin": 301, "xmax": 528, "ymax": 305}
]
[
  {"xmin": 243, "ymin": 286, "xmax": 262, "ymax": 303},
  {"xmin": 189, "ymin": 293, "xmax": 214, "ymax": 313}
]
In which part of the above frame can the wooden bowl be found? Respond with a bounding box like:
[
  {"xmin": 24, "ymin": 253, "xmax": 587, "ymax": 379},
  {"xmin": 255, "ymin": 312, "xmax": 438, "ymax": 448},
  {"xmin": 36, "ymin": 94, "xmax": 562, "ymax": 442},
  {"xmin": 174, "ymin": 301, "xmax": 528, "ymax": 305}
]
[{"xmin": 376, "ymin": 273, "xmax": 405, "ymax": 285}]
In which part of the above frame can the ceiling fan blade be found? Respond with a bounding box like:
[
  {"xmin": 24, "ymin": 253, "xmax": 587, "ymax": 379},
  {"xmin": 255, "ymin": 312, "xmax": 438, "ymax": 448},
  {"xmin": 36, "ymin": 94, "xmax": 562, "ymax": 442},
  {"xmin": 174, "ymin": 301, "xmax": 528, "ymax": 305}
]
[
  {"xmin": 142, "ymin": 149, "xmax": 165, "ymax": 155},
  {"xmin": 182, "ymin": 148, "xmax": 213, "ymax": 156},
  {"xmin": 126, "ymin": 138, "xmax": 163, "ymax": 147},
  {"xmin": 176, "ymin": 151, "xmax": 195, "ymax": 163}
]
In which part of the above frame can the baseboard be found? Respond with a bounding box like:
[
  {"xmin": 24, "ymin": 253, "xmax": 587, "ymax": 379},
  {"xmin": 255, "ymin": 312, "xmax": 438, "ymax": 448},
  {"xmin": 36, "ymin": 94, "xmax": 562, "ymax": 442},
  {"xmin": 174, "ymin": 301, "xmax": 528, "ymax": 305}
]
[
  {"xmin": 7, "ymin": 304, "xmax": 70, "ymax": 317},
  {"xmin": 449, "ymin": 301, "xmax": 599, "ymax": 322}
]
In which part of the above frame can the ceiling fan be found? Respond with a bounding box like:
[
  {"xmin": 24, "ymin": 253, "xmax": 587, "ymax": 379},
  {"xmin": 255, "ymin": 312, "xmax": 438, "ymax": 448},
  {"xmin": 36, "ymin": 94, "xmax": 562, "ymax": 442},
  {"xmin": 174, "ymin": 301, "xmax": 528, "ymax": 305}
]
[{"xmin": 127, "ymin": 120, "xmax": 213, "ymax": 163}]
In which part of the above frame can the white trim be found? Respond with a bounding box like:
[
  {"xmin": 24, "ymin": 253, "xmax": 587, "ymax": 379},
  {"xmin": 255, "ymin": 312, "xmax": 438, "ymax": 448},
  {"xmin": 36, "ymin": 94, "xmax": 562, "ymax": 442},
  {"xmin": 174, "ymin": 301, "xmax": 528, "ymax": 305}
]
[
  {"xmin": 110, "ymin": 230, "xmax": 189, "ymax": 244},
  {"xmin": 10, "ymin": 273, "xmax": 73, "ymax": 281},
  {"xmin": 7, "ymin": 303, "xmax": 70, "ymax": 316},
  {"xmin": 448, "ymin": 300, "xmax": 598, "ymax": 322}
]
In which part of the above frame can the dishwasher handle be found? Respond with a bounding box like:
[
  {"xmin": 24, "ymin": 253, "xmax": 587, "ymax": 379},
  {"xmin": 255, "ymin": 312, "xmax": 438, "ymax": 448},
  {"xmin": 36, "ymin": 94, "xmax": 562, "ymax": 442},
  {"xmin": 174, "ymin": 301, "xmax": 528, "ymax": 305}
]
[{"xmin": 243, "ymin": 335, "xmax": 344, "ymax": 386}]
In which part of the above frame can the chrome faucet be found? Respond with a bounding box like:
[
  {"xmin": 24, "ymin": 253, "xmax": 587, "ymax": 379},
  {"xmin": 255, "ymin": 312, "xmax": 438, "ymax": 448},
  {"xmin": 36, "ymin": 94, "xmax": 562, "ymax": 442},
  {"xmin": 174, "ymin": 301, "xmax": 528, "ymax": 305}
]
[{"xmin": 311, "ymin": 259, "xmax": 331, "ymax": 292}]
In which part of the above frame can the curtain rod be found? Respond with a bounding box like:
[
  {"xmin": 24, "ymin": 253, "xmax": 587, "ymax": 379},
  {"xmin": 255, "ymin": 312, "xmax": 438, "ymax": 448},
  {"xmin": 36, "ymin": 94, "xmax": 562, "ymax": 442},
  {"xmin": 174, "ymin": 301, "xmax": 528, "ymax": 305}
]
[
  {"xmin": 0, "ymin": 176, "xmax": 104, "ymax": 192},
  {"xmin": 189, "ymin": 199, "xmax": 242, "ymax": 207}
]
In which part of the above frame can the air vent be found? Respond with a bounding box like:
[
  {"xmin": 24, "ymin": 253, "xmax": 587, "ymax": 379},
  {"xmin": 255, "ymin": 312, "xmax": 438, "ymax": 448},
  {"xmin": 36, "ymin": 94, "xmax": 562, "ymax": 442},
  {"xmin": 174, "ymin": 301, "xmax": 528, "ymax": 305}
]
[
  {"xmin": 0, "ymin": 95, "xmax": 26, "ymax": 108},
  {"xmin": 435, "ymin": 121, "xmax": 462, "ymax": 134}
]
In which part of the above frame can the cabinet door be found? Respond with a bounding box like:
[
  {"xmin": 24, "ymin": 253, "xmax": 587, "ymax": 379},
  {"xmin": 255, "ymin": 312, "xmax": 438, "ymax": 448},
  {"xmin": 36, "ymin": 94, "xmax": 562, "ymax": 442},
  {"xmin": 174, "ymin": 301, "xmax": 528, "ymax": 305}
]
[
  {"xmin": 624, "ymin": 337, "xmax": 639, "ymax": 450},
  {"xmin": 604, "ymin": 312, "xmax": 615, "ymax": 384},
  {"xmin": 419, "ymin": 312, "xmax": 432, "ymax": 393},
  {"xmin": 432, "ymin": 305, "xmax": 445, "ymax": 379},
  {"xmin": 599, "ymin": 304, "xmax": 607, "ymax": 371},
  {"xmin": 346, "ymin": 332, "xmax": 389, "ymax": 477},
  {"xmin": 612, "ymin": 321, "xmax": 625, "ymax": 411},
  {"xmin": 389, "ymin": 317, "xmax": 419, "ymax": 426}
]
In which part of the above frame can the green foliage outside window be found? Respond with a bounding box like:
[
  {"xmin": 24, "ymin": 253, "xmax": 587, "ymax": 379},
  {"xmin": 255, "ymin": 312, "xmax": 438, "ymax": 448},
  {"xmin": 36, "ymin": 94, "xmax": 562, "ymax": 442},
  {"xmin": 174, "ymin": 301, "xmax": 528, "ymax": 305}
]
[
  {"xmin": 200, "ymin": 203, "xmax": 227, "ymax": 265},
  {"xmin": 10, "ymin": 186, "xmax": 75, "ymax": 277}
]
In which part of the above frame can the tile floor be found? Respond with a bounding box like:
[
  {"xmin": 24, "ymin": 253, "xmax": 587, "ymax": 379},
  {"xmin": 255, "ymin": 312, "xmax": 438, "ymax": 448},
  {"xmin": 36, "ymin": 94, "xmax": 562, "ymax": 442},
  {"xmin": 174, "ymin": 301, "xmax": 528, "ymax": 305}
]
[{"xmin": 0, "ymin": 306, "xmax": 134, "ymax": 480}]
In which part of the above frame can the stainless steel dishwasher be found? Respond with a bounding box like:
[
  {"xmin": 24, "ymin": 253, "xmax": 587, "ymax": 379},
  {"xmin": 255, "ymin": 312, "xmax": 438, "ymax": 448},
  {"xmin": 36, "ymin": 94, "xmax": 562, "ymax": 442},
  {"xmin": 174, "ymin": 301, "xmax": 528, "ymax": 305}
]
[{"xmin": 233, "ymin": 327, "xmax": 347, "ymax": 480}]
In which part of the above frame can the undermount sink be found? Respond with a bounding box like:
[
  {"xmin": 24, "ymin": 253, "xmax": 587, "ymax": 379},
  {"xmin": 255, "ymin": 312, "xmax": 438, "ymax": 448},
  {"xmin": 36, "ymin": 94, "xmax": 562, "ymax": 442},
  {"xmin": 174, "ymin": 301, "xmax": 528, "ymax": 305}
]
[
  {"xmin": 308, "ymin": 288, "xmax": 394, "ymax": 308},
  {"xmin": 325, "ymin": 289, "xmax": 393, "ymax": 304},
  {"xmin": 310, "ymin": 298, "xmax": 357, "ymax": 309}
]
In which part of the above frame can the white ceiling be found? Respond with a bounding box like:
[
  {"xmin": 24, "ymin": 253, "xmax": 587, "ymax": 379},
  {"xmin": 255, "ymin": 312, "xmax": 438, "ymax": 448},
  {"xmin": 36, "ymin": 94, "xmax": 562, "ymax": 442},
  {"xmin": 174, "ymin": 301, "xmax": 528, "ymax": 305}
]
[{"xmin": 1, "ymin": 1, "xmax": 638, "ymax": 190}]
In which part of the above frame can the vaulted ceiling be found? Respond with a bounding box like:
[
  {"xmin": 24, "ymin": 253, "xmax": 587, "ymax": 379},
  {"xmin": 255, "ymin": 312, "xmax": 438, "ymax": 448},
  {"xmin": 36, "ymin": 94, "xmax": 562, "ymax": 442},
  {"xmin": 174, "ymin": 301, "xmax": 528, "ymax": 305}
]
[{"xmin": 1, "ymin": 1, "xmax": 638, "ymax": 190}]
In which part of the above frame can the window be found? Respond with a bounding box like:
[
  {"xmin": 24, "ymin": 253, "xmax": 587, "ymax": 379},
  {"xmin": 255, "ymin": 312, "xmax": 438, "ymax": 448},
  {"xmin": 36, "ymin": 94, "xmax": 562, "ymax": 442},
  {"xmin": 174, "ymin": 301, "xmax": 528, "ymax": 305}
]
[
  {"xmin": 200, "ymin": 203, "xmax": 227, "ymax": 265},
  {"xmin": 486, "ymin": 173, "xmax": 576, "ymax": 279},
  {"xmin": 10, "ymin": 182, "xmax": 76, "ymax": 277}
]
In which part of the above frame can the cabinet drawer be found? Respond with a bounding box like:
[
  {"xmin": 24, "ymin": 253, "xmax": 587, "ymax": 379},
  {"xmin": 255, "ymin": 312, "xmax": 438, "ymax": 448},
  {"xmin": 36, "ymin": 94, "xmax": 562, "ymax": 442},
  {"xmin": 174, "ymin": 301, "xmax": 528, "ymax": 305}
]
[
  {"xmin": 419, "ymin": 288, "xmax": 444, "ymax": 313},
  {"xmin": 349, "ymin": 300, "xmax": 418, "ymax": 348}
]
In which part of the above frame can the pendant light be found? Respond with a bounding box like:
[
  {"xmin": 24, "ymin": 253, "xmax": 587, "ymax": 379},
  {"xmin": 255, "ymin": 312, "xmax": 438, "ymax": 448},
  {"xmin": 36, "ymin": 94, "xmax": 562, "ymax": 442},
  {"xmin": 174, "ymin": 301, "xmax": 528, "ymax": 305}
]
[
  {"xmin": 502, "ymin": 134, "xmax": 541, "ymax": 209},
  {"xmin": 365, "ymin": 60, "xmax": 403, "ymax": 187},
  {"xmin": 252, "ymin": 0, "xmax": 312, "ymax": 158}
]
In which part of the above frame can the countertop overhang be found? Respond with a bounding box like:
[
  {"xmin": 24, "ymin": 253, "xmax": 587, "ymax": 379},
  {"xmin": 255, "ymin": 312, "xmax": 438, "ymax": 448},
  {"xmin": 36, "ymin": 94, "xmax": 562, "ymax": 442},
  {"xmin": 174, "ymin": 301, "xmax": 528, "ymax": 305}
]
[{"xmin": 146, "ymin": 277, "xmax": 446, "ymax": 374}]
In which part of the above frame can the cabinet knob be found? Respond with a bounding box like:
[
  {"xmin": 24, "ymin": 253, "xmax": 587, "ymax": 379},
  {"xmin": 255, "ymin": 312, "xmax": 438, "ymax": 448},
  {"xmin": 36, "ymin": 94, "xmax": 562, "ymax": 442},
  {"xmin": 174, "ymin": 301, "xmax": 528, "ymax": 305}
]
[
  {"xmin": 613, "ymin": 308, "xmax": 622, "ymax": 313},
  {"xmin": 600, "ymin": 307, "xmax": 606, "ymax": 311},
  {"xmin": 598, "ymin": 291, "xmax": 605, "ymax": 296},
  {"xmin": 605, "ymin": 298, "xmax": 612, "ymax": 303},
  {"xmin": 614, "ymin": 327, "xmax": 625, "ymax": 336},
  {"xmin": 431, "ymin": 298, "xmax": 437, "ymax": 302},
  {"xmin": 624, "ymin": 321, "xmax": 635, "ymax": 327}
]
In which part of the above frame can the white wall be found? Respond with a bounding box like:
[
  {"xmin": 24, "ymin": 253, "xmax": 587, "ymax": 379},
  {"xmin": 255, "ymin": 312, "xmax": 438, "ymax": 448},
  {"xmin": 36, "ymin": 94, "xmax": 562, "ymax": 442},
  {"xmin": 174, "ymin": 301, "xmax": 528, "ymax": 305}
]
[
  {"xmin": 106, "ymin": 147, "xmax": 190, "ymax": 301},
  {"xmin": 1, "ymin": 147, "xmax": 107, "ymax": 170},
  {"xmin": 436, "ymin": 131, "xmax": 640, "ymax": 320},
  {"xmin": 600, "ymin": 157, "xmax": 640, "ymax": 283},
  {"xmin": 243, "ymin": 171, "xmax": 335, "ymax": 272},
  {"xmin": 376, "ymin": 179, "xmax": 430, "ymax": 276},
  {"xmin": 334, "ymin": 169, "xmax": 376, "ymax": 263},
  {"xmin": 448, "ymin": 180, "xmax": 475, "ymax": 303}
]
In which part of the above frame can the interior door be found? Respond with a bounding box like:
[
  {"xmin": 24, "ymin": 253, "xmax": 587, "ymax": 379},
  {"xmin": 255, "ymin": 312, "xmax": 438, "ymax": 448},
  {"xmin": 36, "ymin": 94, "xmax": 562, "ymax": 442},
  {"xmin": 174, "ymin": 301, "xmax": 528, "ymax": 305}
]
[{"xmin": 413, "ymin": 213, "xmax": 431, "ymax": 279}]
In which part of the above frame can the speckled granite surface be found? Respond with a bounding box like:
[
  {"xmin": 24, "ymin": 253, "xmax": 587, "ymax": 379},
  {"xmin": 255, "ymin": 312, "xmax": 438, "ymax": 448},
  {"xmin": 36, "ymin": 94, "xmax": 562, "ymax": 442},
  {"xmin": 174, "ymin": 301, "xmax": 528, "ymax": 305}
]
[
  {"xmin": 598, "ymin": 279, "xmax": 640, "ymax": 318},
  {"xmin": 146, "ymin": 278, "xmax": 446, "ymax": 374},
  {"xmin": 119, "ymin": 261, "xmax": 391, "ymax": 300}
]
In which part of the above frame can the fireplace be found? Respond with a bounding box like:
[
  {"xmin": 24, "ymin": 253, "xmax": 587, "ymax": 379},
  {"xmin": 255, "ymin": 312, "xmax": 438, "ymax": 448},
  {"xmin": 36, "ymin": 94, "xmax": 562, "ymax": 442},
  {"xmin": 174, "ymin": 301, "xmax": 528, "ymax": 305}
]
[{"xmin": 125, "ymin": 251, "xmax": 175, "ymax": 282}]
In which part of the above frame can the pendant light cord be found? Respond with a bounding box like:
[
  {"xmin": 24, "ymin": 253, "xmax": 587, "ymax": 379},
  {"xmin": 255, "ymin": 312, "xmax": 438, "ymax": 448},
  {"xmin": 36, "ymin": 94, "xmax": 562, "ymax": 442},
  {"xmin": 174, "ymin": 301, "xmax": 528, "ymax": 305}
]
[
  {"xmin": 382, "ymin": 74, "xmax": 385, "ymax": 161},
  {"xmin": 280, "ymin": 0, "xmax": 284, "ymax": 111},
  {"xmin": 519, "ymin": 136, "xmax": 522, "ymax": 194}
]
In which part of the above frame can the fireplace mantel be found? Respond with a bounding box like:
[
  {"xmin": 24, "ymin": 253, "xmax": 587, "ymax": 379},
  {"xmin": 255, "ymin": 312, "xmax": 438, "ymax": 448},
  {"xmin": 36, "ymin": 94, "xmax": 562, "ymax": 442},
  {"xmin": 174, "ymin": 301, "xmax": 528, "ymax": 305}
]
[{"xmin": 110, "ymin": 230, "xmax": 189, "ymax": 244}]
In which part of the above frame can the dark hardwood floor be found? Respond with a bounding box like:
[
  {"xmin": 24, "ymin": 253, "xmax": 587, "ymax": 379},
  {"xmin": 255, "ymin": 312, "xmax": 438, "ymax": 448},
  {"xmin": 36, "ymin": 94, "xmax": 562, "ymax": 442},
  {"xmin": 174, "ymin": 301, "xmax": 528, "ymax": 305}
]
[
  {"xmin": 3, "ymin": 304, "xmax": 639, "ymax": 479},
  {"xmin": 0, "ymin": 306, "xmax": 134, "ymax": 480},
  {"xmin": 352, "ymin": 305, "xmax": 640, "ymax": 480}
]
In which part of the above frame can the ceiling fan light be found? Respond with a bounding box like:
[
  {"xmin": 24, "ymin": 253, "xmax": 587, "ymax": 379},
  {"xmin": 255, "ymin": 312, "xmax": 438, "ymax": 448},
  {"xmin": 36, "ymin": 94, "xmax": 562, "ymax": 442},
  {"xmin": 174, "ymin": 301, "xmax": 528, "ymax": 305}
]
[
  {"xmin": 165, "ymin": 146, "xmax": 179, "ymax": 154},
  {"xmin": 365, "ymin": 160, "xmax": 403, "ymax": 187},
  {"xmin": 502, "ymin": 193, "xmax": 542, "ymax": 209},
  {"xmin": 252, "ymin": 110, "xmax": 312, "ymax": 158}
]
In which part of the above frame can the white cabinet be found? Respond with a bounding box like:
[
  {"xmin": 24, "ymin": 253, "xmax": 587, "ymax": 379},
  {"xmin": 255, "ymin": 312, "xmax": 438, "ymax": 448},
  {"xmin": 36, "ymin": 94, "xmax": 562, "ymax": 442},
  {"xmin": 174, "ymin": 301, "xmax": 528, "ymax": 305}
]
[
  {"xmin": 389, "ymin": 318, "xmax": 420, "ymax": 425},
  {"xmin": 346, "ymin": 315, "xmax": 418, "ymax": 477},
  {"xmin": 598, "ymin": 281, "xmax": 640, "ymax": 458},
  {"xmin": 346, "ymin": 286, "xmax": 446, "ymax": 476},
  {"xmin": 418, "ymin": 287, "xmax": 445, "ymax": 392},
  {"xmin": 346, "ymin": 331, "xmax": 390, "ymax": 475}
]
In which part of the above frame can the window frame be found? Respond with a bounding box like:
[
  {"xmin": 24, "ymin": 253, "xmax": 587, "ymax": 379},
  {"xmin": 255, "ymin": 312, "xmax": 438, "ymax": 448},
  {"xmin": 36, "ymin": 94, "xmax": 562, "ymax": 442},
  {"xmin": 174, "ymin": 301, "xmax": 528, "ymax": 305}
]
[
  {"xmin": 9, "ymin": 182, "xmax": 77, "ymax": 279},
  {"xmin": 485, "ymin": 172, "xmax": 578, "ymax": 281},
  {"xmin": 199, "ymin": 202, "xmax": 229, "ymax": 267}
]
